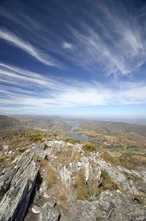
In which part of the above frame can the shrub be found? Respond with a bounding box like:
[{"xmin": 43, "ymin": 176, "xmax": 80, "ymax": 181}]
[
  {"xmin": 82, "ymin": 143, "xmax": 97, "ymax": 152},
  {"xmin": 99, "ymin": 170, "xmax": 117, "ymax": 191},
  {"xmin": 18, "ymin": 147, "xmax": 26, "ymax": 153},
  {"xmin": 64, "ymin": 137, "xmax": 78, "ymax": 144}
]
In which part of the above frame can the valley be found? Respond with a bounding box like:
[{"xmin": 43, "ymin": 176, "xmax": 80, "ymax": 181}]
[{"xmin": 0, "ymin": 115, "xmax": 146, "ymax": 221}]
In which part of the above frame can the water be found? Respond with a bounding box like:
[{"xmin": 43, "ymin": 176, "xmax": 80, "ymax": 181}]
[
  {"xmin": 66, "ymin": 132, "xmax": 88, "ymax": 141},
  {"xmin": 65, "ymin": 120, "xmax": 88, "ymax": 141},
  {"xmin": 65, "ymin": 121, "xmax": 79, "ymax": 129}
]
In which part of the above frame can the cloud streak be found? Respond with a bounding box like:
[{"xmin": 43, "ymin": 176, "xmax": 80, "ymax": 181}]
[
  {"xmin": 0, "ymin": 63, "xmax": 146, "ymax": 114},
  {"xmin": 1, "ymin": 1, "xmax": 146, "ymax": 77},
  {"xmin": 0, "ymin": 29, "xmax": 62, "ymax": 67},
  {"xmin": 68, "ymin": 14, "xmax": 146, "ymax": 77}
]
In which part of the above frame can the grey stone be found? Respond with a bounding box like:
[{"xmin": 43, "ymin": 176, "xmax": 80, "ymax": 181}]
[
  {"xmin": 0, "ymin": 150, "xmax": 40, "ymax": 221},
  {"xmin": 60, "ymin": 190, "xmax": 146, "ymax": 221},
  {"xmin": 39, "ymin": 202, "xmax": 60, "ymax": 221}
]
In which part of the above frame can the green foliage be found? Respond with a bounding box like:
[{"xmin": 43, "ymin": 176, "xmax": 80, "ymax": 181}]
[
  {"xmin": 18, "ymin": 147, "xmax": 26, "ymax": 153},
  {"xmin": 64, "ymin": 137, "xmax": 78, "ymax": 144},
  {"xmin": 29, "ymin": 132, "xmax": 44, "ymax": 142},
  {"xmin": 100, "ymin": 170, "xmax": 117, "ymax": 191},
  {"xmin": 0, "ymin": 144, "xmax": 3, "ymax": 151},
  {"xmin": 82, "ymin": 143, "xmax": 97, "ymax": 152},
  {"xmin": 101, "ymin": 170, "xmax": 108, "ymax": 178}
]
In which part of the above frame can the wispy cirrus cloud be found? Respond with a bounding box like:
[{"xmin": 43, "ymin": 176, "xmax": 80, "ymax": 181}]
[
  {"xmin": 0, "ymin": 29, "xmax": 62, "ymax": 67},
  {"xmin": 1, "ymin": 1, "xmax": 145, "ymax": 78},
  {"xmin": 0, "ymin": 63, "xmax": 146, "ymax": 114},
  {"xmin": 62, "ymin": 42, "xmax": 74, "ymax": 50},
  {"xmin": 67, "ymin": 12, "xmax": 146, "ymax": 77}
]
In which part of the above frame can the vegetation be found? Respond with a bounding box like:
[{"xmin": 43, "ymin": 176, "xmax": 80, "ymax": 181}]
[
  {"xmin": 71, "ymin": 168, "xmax": 117, "ymax": 201},
  {"xmin": 118, "ymin": 155, "xmax": 146, "ymax": 169},
  {"xmin": 72, "ymin": 168, "xmax": 89, "ymax": 200},
  {"xmin": 29, "ymin": 131, "xmax": 45, "ymax": 142},
  {"xmin": 64, "ymin": 137, "xmax": 79, "ymax": 144},
  {"xmin": 40, "ymin": 159, "xmax": 58, "ymax": 189},
  {"xmin": 99, "ymin": 170, "xmax": 117, "ymax": 191},
  {"xmin": 82, "ymin": 143, "xmax": 97, "ymax": 152},
  {"xmin": 101, "ymin": 151, "xmax": 118, "ymax": 165}
]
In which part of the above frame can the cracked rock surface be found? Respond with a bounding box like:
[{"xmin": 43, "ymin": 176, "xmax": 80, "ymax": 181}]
[
  {"xmin": 60, "ymin": 190, "xmax": 146, "ymax": 221},
  {"xmin": 0, "ymin": 149, "xmax": 40, "ymax": 221}
]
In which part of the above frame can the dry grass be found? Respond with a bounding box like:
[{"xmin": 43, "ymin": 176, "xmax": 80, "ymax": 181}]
[
  {"xmin": 99, "ymin": 170, "xmax": 117, "ymax": 191},
  {"xmin": 118, "ymin": 155, "xmax": 146, "ymax": 169},
  {"xmin": 57, "ymin": 189, "xmax": 67, "ymax": 203},
  {"xmin": 53, "ymin": 148, "xmax": 81, "ymax": 168},
  {"xmin": 72, "ymin": 168, "xmax": 88, "ymax": 200},
  {"xmin": 0, "ymin": 153, "xmax": 18, "ymax": 168},
  {"xmin": 82, "ymin": 143, "xmax": 97, "ymax": 153},
  {"xmin": 40, "ymin": 159, "xmax": 58, "ymax": 189},
  {"xmin": 101, "ymin": 151, "xmax": 118, "ymax": 165},
  {"xmin": 40, "ymin": 158, "xmax": 49, "ymax": 170},
  {"xmin": 46, "ymin": 166, "xmax": 58, "ymax": 188}
]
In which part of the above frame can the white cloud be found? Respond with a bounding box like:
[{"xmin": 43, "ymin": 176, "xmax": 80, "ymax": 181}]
[
  {"xmin": 63, "ymin": 2, "xmax": 146, "ymax": 77},
  {"xmin": 1, "ymin": 1, "xmax": 146, "ymax": 77},
  {"xmin": 62, "ymin": 42, "xmax": 74, "ymax": 49},
  {"xmin": 0, "ymin": 29, "xmax": 62, "ymax": 67},
  {"xmin": 0, "ymin": 63, "xmax": 146, "ymax": 114}
]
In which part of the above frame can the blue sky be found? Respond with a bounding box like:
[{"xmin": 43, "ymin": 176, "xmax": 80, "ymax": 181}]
[{"xmin": 0, "ymin": 0, "xmax": 146, "ymax": 118}]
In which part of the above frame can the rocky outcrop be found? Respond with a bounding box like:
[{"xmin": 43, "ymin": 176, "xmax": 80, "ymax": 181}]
[
  {"xmin": 0, "ymin": 149, "xmax": 39, "ymax": 221},
  {"xmin": 0, "ymin": 138, "xmax": 146, "ymax": 221},
  {"xmin": 60, "ymin": 190, "xmax": 146, "ymax": 221}
]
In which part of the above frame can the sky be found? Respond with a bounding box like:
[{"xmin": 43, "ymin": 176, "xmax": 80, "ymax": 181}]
[{"xmin": 0, "ymin": 0, "xmax": 146, "ymax": 118}]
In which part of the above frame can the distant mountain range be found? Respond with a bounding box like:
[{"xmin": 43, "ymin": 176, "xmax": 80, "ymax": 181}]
[
  {"xmin": 79, "ymin": 119, "xmax": 146, "ymax": 137},
  {"xmin": 1, "ymin": 115, "xmax": 146, "ymax": 138}
]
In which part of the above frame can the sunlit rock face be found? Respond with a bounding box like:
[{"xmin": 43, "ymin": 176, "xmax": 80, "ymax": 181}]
[{"xmin": 0, "ymin": 150, "xmax": 39, "ymax": 221}]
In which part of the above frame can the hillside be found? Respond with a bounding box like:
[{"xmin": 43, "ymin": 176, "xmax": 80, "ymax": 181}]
[
  {"xmin": 79, "ymin": 119, "xmax": 146, "ymax": 137},
  {"xmin": 18, "ymin": 116, "xmax": 71, "ymax": 134},
  {"xmin": 0, "ymin": 115, "xmax": 24, "ymax": 136}
]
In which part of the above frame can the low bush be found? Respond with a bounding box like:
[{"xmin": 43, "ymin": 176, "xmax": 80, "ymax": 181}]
[
  {"xmin": 82, "ymin": 143, "xmax": 97, "ymax": 152},
  {"xmin": 99, "ymin": 170, "xmax": 117, "ymax": 191},
  {"xmin": 64, "ymin": 137, "xmax": 78, "ymax": 144}
]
